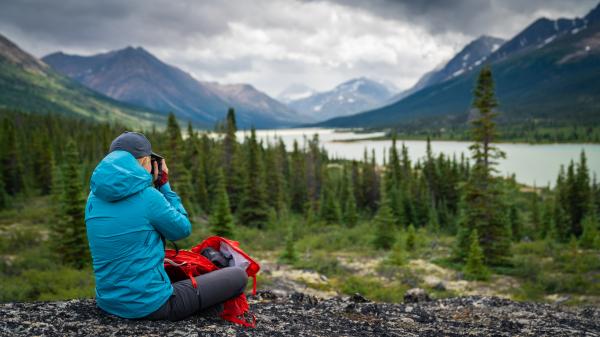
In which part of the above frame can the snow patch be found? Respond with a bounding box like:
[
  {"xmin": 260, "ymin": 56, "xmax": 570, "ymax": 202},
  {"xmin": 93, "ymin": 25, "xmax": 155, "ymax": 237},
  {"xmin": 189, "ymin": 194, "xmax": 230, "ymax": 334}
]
[
  {"xmin": 347, "ymin": 98, "xmax": 355, "ymax": 103},
  {"xmin": 452, "ymin": 69, "xmax": 465, "ymax": 77},
  {"xmin": 544, "ymin": 35, "xmax": 556, "ymax": 44},
  {"xmin": 492, "ymin": 44, "xmax": 500, "ymax": 52},
  {"xmin": 462, "ymin": 53, "xmax": 470, "ymax": 61},
  {"xmin": 313, "ymin": 105, "xmax": 322, "ymax": 112},
  {"xmin": 585, "ymin": 45, "xmax": 591, "ymax": 52}
]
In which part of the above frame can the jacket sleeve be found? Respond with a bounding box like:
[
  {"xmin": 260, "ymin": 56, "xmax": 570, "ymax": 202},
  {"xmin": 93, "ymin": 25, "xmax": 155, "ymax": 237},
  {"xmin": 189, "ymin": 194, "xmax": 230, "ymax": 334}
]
[{"xmin": 145, "ymin": 183, "xmax": 191, "ymax": 241}]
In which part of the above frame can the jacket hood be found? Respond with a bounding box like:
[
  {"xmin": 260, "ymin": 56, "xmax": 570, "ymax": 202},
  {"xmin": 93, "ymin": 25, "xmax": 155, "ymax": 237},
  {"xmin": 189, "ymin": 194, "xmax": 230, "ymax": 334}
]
[{"xmin": 90, "ymin": 150, "xmax": 152, "ymax": 202}]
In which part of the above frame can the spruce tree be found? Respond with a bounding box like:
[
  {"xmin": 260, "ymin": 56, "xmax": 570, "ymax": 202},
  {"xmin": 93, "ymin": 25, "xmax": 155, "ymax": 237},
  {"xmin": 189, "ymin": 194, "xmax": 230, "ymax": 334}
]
[
  {"xmin": 238, "ymin": 128, "xmax": 269, "ymax": 228},
  {"xmin": 1, "ymin": 118, "xmax": 25, "ymax": 195},
  {"xmin": 319, "ymin": 169, "xmax": 342, "ymax": 224},
  {"xmin": 508, "ymin": 203, "xmax": 521, "ymax": 241},
  {"xmin": 0, "ymin": 169, "xmax": 8, "ymax": 210},
  {"xmin": 344, "ymin": 172, "xmax": 359, "ymax": 227},
  {"xmin": 387, "ymin": 236, "xmax": 406, "ymax": 266},
  {"xmin": 279, "ymin": 224, "xmax": 298, "ymax": 264},
  {"xmin": 530, "ymin": 187, "xmax": 542, "ymax": 238},
  {"xmin": 372, "ymin": 175, "xmax": 396, "ymax": 250},
  {"xmin": 427, "ymin": 204, "xmax": 440, "ymax": 234},
  {"xmin": 53, "ymin": 140, "xmax": 89, "ymax": 269},
  {"xmin": 209, "ymin": 169, "xmax": 234, "ymax": 238},
  {"xmin": 406, "ymin": 224, "xmax": 417, "ymax": 251},
  {"xmin": 164, "ymin": 113, "xmax": 195, "ymax": 216},
  {"xmin": 459, "ymin": 66, "xmax": 511, "ymax": 265},
  {"xmin": 579, "ymin": 203, "xmax": 599, "ymax": 249},
  {"xmin": 221, "ymin": 108, "xmax": 244, "ymax": 210},
  {"xmin": 463, "ymin": 229, "xmax": 490, "ymax": 281},
  {"xmin": 289, "ymin": 140, "xmax": 307, "ymax": 213}
]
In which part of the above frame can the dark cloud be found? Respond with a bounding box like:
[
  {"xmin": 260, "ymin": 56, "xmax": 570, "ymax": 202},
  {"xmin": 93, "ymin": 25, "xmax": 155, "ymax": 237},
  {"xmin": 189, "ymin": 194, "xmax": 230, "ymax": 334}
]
[
  {"xmin": 316, "ymin": 0, "xmax": 598, "ymax": 38},
  {"xmin": 0, "ymin": 0, "xmax": 597, "ymax": 96}
]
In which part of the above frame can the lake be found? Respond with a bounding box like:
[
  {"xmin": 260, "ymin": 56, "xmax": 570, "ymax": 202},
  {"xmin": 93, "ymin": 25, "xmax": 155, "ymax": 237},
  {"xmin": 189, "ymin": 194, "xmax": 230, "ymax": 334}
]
[{"xmin": 238, "ymin": 128, "xmax": 600, "ymax": 187}]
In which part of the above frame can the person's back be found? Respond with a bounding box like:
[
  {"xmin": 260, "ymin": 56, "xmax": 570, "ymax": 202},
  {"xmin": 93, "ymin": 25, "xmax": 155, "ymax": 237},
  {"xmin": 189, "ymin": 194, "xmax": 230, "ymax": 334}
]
[
  {"xmin": 85, "ymin": 131, "xmax": 247, "ymax": 321},
  {"xmin": 85, "ymin": 149, "xmax": 191, "ymax": 318}
]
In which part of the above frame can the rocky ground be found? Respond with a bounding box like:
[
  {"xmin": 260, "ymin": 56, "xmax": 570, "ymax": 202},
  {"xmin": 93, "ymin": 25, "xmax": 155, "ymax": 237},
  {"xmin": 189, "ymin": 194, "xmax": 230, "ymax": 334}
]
[{"xmin": 1, "ymin": 290, "xmax": 599, "ymax": 336}]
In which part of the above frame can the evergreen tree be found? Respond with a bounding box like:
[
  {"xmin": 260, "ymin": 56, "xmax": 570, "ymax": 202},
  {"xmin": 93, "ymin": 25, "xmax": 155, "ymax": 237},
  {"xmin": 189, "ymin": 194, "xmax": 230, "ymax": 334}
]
[
  {"xmin": 572, "ymin": 151, "xmax": 591, "ymax": 237},
  {"xmin": 289, "ymin": 140, "xmax": 307, "ymax": 213},
  {"xmin": 192, "ymin": 149, "xmax": 209, "ymax": 213},
  {"xmin": 406, "ymin": 224, "xmax": 417, "ymax": 251},
  {"xmin": 238, "ymin": 128, "xmax": 269, "ymax": 228},
  {"xmin": 386, "ymin": 235, "xmax": 406, "ymax": 266},
  {"xmin": 427, "ymin": 204, "xmax": 440, "ymax": 234},
  {"xmin": 579, "ymin": 205, "xmax": 599, "ymax": 249},
  {"xmin": 459, "ymin": 66, "xmax": 511, "ymax": 266},
  {"xmin": 344, "ymin": 172, "xmax": 359, "ymax": 227},
  {"xmin": 463, "ymin": 229, "xmax": 490, "ymax": 281},
  {"xmin": 372, "ymin": 176, "xmax": 395, "ymax": 250},
  {"xmin": 164, "ymin": 113, "xmax": 195, "ymax": 216},
  {"xmin": 221, "ymin": 108, "xmax": 244, "ymax": 210},
  {"xmin": 209, "ymin": 169, "xmax": 234, "ymax": 238},
  {"xmin": 1, "ymin": 118, "xmax": 26, "ymax": 195},
  {"xmin": 279, "ymin": 224, "xmax": 298, "ymax": 264},
  {"xmin": 0, "ymin": 169, "xmax": 8, "ymax": 210},
  {"xmin": 508, "ymin": 203, "xmax": 521, "ymax": 241},
  {"xmin": 530, "ymin": 187, "xmax": 542, "ymax": 238},
  {"xmin": 319, "ymin": 169, "xmax": 342, "ymax": 224},
  {"xmin": 52, "ymin": 140, "xmax": 89, "ymax": 269}
]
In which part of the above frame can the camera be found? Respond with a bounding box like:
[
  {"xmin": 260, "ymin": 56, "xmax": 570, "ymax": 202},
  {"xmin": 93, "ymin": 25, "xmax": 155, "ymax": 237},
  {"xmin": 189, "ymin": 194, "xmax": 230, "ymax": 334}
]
[
  {"xmin": 150, "ymin": 152, "xmax": 164, "ymax": 185},
  {"xmin": 201, "ymin": 247, "xmax": 231, "ymax": 268}
]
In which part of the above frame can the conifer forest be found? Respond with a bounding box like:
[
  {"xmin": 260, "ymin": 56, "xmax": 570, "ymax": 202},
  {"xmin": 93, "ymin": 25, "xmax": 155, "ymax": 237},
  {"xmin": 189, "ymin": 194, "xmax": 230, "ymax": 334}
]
[{"xmin": 1, "ymin": 67, "xmax": 599, "ymax": 305}]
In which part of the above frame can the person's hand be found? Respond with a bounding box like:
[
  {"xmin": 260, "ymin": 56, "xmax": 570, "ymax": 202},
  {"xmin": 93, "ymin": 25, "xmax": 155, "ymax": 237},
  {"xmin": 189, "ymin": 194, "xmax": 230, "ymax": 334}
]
[
  {"xmin": 152, "ymin": 160, "xmax": 159, "ymax": 182},
  {"xmin": 161, "ymin": 159, "xmax": 169, "ymax": 175},
  {"xmin": 155, "ymin": 158, "xmax": 169, "ymax": 188}
]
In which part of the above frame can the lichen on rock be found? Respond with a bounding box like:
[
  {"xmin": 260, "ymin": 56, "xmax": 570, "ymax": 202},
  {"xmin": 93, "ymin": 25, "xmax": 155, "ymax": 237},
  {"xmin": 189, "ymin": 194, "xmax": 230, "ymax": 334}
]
[{"xmin": 1, "ymin": 291, "xmax": 599, "ymax": 336}]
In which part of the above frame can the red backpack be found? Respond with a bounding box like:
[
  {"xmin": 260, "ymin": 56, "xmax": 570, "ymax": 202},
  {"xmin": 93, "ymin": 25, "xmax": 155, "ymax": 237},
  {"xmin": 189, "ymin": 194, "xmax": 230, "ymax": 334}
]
[{"xmin": 163, "ymin": 236, "xmax": 260, "ymax": 327}]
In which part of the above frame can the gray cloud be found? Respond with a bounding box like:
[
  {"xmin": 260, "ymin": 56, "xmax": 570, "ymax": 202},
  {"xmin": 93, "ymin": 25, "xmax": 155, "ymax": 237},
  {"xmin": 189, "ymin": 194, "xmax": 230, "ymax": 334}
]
[
  {"xmin": 317, "ymin": 0, "xmax": 598, "ymax": 38},
  {"xmin": 0, "ymin": 0, "xmax": 597, "ymax": 96}
]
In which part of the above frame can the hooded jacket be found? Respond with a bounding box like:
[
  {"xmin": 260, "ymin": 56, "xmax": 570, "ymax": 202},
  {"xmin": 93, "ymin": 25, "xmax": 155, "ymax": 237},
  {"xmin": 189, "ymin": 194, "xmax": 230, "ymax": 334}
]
[{"xmin": 85, "ymin": 150, "xmax": 191, "ymax": 318}]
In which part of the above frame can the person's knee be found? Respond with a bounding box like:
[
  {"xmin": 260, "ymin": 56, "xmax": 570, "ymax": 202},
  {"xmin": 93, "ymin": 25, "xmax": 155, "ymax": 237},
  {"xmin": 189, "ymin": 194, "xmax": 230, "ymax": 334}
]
[{"xmin": 229, "ymin": 267, "xmax": 248, "ymax": 292}]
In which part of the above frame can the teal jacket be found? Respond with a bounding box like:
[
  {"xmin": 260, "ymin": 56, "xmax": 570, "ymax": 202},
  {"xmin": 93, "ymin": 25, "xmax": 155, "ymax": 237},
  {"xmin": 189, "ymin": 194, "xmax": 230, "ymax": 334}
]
[{"xmin": 85, "ymin": 150, "xmax": 191, "ymax": 318}]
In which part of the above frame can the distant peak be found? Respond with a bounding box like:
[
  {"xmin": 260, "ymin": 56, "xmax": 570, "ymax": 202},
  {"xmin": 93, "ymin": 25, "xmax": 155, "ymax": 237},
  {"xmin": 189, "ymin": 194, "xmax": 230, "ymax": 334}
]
[{"xmin": 118, "ymin": 46, "xmax": 150, "ymax": 55}]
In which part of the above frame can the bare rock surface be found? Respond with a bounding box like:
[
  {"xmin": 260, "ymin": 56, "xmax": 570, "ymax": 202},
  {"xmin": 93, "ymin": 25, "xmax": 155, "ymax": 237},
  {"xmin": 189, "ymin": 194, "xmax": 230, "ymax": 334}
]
[{"xmin": 1, "ymin": 291, "xmax": 599, "ymax": 336}]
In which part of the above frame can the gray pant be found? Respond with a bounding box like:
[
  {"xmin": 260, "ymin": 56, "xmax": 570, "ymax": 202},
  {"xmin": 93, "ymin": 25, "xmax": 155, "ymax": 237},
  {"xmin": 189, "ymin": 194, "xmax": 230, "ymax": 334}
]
[{"xmin": 145, "ymin": 267, "xmax": 248, "ymax": 321}]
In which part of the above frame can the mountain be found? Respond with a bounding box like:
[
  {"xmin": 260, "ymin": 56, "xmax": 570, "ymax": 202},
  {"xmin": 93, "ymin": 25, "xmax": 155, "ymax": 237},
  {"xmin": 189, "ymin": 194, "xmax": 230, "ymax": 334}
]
[
  {"xmin": 287, "ymin": 77, "xmax": 395, "ymax": 122},
  {"xmin": 390, "ymin": 35, "xmax": 505, "ymax": 102},
  {"xmin": 277, "ymin": 83, "xmax": 317, "ymax": 104},
  {"xmin": 317, "ymin": 3, "xmax": 600, "ymax": 129},
  {"xmin": 43, "ymin": 47, "xmax": 300, "ymax": 128},
  {"xmin": 0, "ymin": 34, "xmax": 162, "ymax": 127}
]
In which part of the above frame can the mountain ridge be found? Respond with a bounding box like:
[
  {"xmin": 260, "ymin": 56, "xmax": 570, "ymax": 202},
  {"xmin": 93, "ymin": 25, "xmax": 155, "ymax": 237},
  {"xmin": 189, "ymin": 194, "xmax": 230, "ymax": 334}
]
[
  {"xmin": 316, "ymin": 3, "xmax": 600, "ymax": 129},
  {"xmin": 43, "ymin": 47, "xmax": 300, "ymax": 128},
  {"xmin": 0, "ymin": 33, "xmax": 163, "ymax": 128},
  {"xmin": 287, "ymin": 77, "xmax": 395, "ymax": 122}
]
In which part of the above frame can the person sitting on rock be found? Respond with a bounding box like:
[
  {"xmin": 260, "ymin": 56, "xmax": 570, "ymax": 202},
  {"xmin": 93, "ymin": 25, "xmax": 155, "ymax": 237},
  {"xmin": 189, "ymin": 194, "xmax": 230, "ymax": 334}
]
[{"xmin": 85, "ymin": 131, "xmax": 248, "ymax": 321}]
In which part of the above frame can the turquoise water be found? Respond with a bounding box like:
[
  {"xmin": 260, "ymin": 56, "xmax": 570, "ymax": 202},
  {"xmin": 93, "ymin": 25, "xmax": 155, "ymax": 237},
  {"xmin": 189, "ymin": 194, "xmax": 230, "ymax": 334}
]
[{"xmin": 242, "ymin": 128, "xmax": 600, "ymax": 187}]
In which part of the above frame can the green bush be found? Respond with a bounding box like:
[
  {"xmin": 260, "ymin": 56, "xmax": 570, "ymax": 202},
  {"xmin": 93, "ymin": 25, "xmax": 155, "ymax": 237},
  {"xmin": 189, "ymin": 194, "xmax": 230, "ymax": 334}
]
[{"xmin": 293, "ymin": 251, "xmax": 347, "ymax": 277}]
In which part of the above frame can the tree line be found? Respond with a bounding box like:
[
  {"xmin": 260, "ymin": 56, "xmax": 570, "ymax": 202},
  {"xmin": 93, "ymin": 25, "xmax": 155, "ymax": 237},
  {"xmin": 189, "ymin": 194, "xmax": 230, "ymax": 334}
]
[{"xmin": 1, "ymin": 66, "xmax": 599, "ymax": 275}]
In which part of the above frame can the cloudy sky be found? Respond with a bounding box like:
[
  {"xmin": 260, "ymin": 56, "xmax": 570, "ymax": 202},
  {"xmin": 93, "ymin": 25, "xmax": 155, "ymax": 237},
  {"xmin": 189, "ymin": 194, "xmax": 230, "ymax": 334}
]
[{"xmin": 0, "ymin": 0, "xmax": 597, "ymax": 96}]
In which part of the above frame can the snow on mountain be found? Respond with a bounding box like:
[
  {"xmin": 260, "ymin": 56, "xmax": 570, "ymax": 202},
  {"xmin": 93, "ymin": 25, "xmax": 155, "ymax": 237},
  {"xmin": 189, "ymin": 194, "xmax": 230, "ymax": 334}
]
[
  {"xmin": 277, "ymin": 83, "xmax": 317, "ymax": 104},
  {"xmin": 388, "ymin": 35, "xmax": 505, "ymax": 103},
  {"xmin": 287, "ymin": 77, "xmax": 395, "ymax": 122}
]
